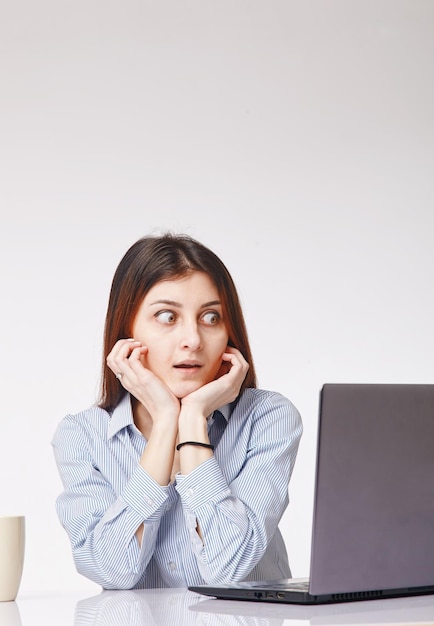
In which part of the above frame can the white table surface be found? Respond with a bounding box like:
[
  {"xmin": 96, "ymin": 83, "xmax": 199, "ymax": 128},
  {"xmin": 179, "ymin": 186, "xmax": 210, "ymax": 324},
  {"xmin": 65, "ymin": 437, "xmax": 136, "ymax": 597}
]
[{"xmin": 2, "ymin": 588, "xmax": 434, "ymax": 626}]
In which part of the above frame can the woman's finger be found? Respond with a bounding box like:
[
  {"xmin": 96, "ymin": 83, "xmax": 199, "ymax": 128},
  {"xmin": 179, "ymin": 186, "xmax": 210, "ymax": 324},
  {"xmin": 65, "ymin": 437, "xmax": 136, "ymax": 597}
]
[{"xmin": 106, "ymin": 339, "xmax": 142, "ymax": 377}]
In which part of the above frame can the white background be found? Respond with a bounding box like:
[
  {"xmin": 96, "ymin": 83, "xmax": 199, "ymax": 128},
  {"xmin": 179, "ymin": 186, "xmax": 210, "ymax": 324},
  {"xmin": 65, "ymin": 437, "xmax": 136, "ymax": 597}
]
[{"xmin": 0, "ymin": 1, "xmax": 433, "ymax": 594}]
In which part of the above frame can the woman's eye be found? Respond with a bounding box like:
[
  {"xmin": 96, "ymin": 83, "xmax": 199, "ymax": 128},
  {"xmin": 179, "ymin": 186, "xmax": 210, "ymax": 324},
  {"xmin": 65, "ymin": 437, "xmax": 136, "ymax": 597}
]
[
  {"xmin": 202, "ymin": 311, "xmax": 220, "ymax": 325},
  {"xmin": 155, "ymin": 310, "xmax": 176, "ymax": 324}
]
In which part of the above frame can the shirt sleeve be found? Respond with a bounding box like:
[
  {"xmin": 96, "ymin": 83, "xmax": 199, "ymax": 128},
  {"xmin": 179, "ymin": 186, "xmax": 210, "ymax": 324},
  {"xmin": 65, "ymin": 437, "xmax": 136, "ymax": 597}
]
[
  {"xmin": 175, "ymin": 392, "xmax": 303, "ymax": 584},
  {"xmin": 52, "ymin": 415, "xmax": 170, "ymax": 589}
]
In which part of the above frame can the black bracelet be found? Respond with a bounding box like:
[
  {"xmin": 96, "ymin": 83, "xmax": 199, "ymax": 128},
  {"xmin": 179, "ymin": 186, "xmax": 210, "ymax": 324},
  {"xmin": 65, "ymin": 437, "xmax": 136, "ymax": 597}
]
[{"xmin": 176, "ymin": 441, "xmax": 215, "ymax": 451}]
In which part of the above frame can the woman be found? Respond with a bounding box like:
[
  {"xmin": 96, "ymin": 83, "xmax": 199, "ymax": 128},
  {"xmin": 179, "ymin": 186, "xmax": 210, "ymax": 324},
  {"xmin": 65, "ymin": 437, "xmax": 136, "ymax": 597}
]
[{"xmin": 52, "ymin": 233, "xmax": 303, "ymax": 589}]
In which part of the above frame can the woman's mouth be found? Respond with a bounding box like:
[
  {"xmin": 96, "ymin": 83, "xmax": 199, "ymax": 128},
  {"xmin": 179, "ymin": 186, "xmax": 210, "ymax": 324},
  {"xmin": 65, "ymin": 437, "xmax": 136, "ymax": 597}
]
[
  {"xmin": 174, "ymin": 361, "xmax": 203, "ymax": 380},
  {"xmin": 173, "ymin": 361, "xmax": 203, "ymax": 375},
  {"xmin": 174, "ymin": 361, "xmax": 202, "ymax": 369}
]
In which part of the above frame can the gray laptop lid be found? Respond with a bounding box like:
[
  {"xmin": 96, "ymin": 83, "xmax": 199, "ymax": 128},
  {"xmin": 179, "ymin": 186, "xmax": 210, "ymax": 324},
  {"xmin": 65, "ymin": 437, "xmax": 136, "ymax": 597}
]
[{"xmin": 310, "ymin": 383, "xmax": 434, "ymax": 596}]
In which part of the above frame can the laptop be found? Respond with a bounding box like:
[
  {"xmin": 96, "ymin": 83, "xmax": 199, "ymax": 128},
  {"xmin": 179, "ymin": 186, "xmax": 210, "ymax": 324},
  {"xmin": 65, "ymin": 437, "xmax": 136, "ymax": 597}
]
[{"xmin": 189, "ymin": 383, "xmax": 434, "ymax": 605}]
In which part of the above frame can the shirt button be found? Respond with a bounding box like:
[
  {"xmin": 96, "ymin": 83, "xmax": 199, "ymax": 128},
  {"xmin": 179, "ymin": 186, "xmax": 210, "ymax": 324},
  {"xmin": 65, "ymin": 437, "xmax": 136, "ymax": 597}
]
[
  {"xmin": 168, "ymin": 561, "xmax": 177, "ymax": 571},
  {"xmin": 187, "ymin": 487, "xmax": 196, "ymax": 497},
  {"xmin": 145, "ymin": 497, "xmax": 155, "ymax": 506}
]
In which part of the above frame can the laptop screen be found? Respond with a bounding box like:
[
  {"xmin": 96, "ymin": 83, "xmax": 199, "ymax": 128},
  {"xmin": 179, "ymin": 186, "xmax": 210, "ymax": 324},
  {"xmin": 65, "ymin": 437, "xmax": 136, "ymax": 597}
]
[{"xmin": 309, "ymin": 383, "xmax": 434, "ymax": 596}]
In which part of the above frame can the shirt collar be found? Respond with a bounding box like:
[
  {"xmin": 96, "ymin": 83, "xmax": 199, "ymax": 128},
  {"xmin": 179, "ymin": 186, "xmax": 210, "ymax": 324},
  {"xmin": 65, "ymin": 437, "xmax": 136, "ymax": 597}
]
[
  {"xmin": 216, "ymin": 403, "xmax": 231, "ymax": 422},
  {"xmin": 107, "ymin": 393, "xmax": 134, "ymax": 439},
  {"xmin": 107, "ymin": 394, "xmax": 233, "ymax": 439}
]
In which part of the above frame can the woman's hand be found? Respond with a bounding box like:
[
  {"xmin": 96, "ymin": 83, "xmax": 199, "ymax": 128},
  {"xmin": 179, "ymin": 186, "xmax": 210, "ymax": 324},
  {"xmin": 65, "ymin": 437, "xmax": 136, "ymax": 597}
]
[
  {"xmin": 106, "ymin": 339, "xmax": 181, "ymax": 426},
  {"xmin": 180, "ymin": 346, "xmax": 249, "ymax": 417},
  {"xmin": 176, "ymin": 347, "xmax": 248, "ymax": 478},
  {"xmin": 107, "ymin": 339, "xmax": 181, "ymax": 488}
]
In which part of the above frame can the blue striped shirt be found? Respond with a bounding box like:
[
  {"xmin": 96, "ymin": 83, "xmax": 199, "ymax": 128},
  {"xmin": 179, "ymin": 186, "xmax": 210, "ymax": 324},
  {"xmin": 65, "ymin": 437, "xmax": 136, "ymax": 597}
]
[{"xmin": 52, "ymin": 388, "xmax": 302, "ymax": 589}]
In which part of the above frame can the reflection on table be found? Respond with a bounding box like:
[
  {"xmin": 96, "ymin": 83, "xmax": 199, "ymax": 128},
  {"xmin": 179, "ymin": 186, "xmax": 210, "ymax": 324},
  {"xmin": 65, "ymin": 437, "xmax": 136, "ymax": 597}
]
[
  {"xmin": 75, "ymin": 587, "xmax": 434, "ymax": 626},
  {"xmin": 0, "ymin": 601, "xmax": 22, "ymax": 626},
  {"xmin": 5, "ymin": 587, "xmax": 434, "ymax": 626},
  {"xmin": 75, "ymin": 588, "xmax": 280, "ymax": 626}
]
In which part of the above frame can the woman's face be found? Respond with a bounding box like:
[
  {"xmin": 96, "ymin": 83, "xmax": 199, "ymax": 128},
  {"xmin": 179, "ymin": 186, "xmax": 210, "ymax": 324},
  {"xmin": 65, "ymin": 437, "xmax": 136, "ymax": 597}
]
[{"xmin": 131, "ymin": 271, "xmax": 229, "ymax": 398}]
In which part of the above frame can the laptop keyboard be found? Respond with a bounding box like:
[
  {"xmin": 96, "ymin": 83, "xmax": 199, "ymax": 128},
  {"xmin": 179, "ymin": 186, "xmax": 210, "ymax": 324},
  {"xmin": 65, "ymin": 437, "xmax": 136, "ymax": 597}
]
[
  {"xmin": 264, "ymin": 580, "xmax": 310, "ymax": 591},
  {"xmin": 285, "ymin": 581, "xmax": 310, "ymax": 591}
]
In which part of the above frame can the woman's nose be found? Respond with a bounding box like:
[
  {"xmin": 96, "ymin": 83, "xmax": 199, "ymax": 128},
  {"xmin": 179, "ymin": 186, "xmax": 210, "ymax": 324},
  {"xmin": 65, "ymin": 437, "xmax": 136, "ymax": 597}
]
[{"xmin": 180, "ymin": 321, "xmax": 202, "ymax": 350}]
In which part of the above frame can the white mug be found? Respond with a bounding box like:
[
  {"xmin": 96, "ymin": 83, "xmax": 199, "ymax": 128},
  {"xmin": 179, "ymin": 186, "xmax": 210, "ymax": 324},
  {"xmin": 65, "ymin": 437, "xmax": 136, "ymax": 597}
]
[{"xmin": 0, "ymin": 516, "xmax": 25, "ymax": 602}]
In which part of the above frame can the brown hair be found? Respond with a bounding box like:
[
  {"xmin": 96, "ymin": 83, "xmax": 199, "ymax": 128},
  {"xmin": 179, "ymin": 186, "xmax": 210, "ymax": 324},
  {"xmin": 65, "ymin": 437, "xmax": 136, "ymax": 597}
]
[{"xmin": 99, "ymin": 233, "xmax": 257, "ymax": 410}]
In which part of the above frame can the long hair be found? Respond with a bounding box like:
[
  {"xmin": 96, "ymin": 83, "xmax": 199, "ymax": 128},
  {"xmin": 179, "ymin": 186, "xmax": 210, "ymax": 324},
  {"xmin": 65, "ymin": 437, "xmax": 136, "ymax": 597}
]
[{"xmin": 99, "ymin": 233, "xmax": 257, "ymax": 410}]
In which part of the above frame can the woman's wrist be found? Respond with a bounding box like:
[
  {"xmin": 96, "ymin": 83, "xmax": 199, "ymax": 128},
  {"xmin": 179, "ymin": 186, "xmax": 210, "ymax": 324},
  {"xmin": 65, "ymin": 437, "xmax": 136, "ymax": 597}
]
[
  {"xmin": 178, "ymin": 403, "xmax": 208, "ymax": 423},
  {"xmin": 176, "ymin": 441, "xmax": 214, "ymax": 451},
  {"xmin": 178, "ymin": 408, "xmax": 208, "ymax": 440}
]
